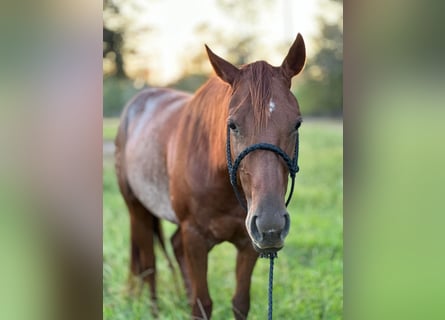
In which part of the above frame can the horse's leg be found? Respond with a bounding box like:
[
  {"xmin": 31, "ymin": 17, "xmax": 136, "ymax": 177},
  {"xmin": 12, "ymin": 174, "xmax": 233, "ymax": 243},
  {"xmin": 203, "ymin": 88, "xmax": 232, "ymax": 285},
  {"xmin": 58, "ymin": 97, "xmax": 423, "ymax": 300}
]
[
  {"xmin": 181, "ymin": 221, "xmax": 213, "ymax": 319},
  {"xmin": 126, "ymin": 199, "xmax": 159, "ymax": 316},
  {"xmin": 232, "ymin": 243, "xmax": 258, "ymax": 320},
  {"xmin": 171, "ymin": 227, "xmax": 192, "ymax": 300}
]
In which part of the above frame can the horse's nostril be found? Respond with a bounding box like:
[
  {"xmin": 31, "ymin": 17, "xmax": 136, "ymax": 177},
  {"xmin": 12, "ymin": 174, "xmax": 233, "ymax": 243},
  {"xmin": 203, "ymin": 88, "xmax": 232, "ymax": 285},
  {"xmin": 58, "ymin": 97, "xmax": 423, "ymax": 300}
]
[
  {"xmin": 281, "ymin": 214, "xmax": 290, "ymax": 241},
  {"xmin": 250, "ymin": 216, "xmax": 262, "ymax": 242}
]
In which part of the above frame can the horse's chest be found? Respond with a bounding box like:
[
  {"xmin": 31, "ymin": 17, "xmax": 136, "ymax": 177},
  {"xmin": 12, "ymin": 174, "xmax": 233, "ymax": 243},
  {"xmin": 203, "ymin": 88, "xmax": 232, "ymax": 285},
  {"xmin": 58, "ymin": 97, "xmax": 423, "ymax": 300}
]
[{"xmin": 206, "ymin": 215, "xmax": 247, "ymax": 243}]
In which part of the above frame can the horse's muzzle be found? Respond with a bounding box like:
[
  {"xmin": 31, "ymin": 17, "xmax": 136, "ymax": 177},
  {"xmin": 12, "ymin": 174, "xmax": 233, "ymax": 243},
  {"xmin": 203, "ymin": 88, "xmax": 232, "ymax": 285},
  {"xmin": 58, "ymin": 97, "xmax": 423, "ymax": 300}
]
[{"xmin": 249, "ymin": 214, "xmax": 290, "ymax": 253}]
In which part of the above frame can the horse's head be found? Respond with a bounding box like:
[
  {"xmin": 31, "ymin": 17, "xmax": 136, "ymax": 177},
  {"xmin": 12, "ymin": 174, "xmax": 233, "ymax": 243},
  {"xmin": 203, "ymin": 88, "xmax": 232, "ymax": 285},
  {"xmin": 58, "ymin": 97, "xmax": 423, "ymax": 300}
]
[{"xmin": 205, "ymin": 34, "xmax": 306, "ymax": 253}]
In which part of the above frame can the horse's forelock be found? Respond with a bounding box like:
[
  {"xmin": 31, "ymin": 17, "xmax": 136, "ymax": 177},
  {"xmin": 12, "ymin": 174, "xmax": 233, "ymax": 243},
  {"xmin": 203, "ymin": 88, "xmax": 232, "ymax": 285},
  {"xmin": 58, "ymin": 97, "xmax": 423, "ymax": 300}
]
[{"xmin": 237, "ymin": 61, "xmax": 274, "ymax": 132}]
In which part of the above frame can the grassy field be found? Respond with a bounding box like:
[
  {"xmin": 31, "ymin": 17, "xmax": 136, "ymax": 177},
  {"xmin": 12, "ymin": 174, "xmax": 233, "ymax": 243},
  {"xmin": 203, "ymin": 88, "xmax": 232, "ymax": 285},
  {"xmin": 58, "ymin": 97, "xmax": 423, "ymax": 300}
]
[
  {"xmin": 103, "ymin": 117, "xmax": 121, "ymax": 141},
  {"xmin": 103, "ymin": 118, "xmax": 343, "ymax": 319}
]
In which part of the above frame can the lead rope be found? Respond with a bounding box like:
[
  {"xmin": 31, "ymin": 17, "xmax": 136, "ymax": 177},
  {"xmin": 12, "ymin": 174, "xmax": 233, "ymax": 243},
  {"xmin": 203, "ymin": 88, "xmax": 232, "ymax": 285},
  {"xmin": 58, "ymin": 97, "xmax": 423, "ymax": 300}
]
[{"xmin": 260, "ymin": 252, "xmax": 277, "ymax": 320}]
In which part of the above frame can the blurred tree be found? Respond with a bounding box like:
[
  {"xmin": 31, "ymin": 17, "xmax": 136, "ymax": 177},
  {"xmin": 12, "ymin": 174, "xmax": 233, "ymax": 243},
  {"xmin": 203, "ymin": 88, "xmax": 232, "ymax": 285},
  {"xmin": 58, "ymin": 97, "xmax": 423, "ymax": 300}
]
[
  {"xmin": 103, "ymin": 0, "xmax": 126, "ymax": 78},
  {"xmin": 171, "ymin": 0, "xmax": 273, "ymax": 92},
  {"xmin": 103, "ymin": 0, "xmax": 153, "ymax": 79},
  {"xmin": 297, "ymin": 0, "xmax": 343, "ymax": 116},
  {"xmin": 215, "ymin": 0, "xmax": 273, "ymax": 65},
  {"xmin": 179, "ymin": 0, "xmax": 273, "ymax": 73},
  {"xmin": 103, "ymin": 0, "xmax": 343, "ymax": 117},
  {"xmin": 103, "ymin": 0, "xmax": 153, "ymax": 116},
  {"xmin": 103, "ymin": 25, "xmax": 126, "ymax": 78}
]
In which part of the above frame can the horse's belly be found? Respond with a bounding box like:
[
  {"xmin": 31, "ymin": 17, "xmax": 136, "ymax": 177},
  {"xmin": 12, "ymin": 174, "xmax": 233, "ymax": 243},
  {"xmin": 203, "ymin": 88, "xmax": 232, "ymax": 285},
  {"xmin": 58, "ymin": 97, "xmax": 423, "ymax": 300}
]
[
  {"xmin": 126, "ymin": 147, "xmax": 178, "ymax": 224},
  {"xmin": 124, "ymin": 89, "xmax": 188, "ymax": 224}
]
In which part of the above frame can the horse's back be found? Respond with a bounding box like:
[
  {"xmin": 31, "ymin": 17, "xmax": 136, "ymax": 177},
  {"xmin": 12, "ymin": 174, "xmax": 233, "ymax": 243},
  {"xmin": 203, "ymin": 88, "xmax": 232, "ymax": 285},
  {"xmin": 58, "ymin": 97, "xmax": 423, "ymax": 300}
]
[{"xmin": 115, "ymin": 88, "xmax": 191, "ymax": 223}]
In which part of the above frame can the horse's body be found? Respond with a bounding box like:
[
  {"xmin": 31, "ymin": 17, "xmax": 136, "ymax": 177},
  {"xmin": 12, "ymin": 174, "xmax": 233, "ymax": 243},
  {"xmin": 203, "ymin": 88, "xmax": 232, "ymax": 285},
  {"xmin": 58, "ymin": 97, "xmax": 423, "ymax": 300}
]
[
  {"xmin": 115, "ymin": 34, "xmax": 306, "ymax": 319},
  {"xmin": 123, "ymin": 88, "xmax": 191, "ymax": 224}
]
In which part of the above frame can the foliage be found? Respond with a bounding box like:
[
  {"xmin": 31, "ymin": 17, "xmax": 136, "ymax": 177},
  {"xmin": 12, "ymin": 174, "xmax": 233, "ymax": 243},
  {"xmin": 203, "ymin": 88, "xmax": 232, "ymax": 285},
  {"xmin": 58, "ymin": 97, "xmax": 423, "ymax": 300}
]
[
  {"xmin": 169, "ymin": 73, "xmax": 208, "ymax": 93},
  {"xmin": 103, "ymin": 0, "xmax": 154, "ymax": 79},
  {"xmin": 103, "ymin": 26, "xmax": 126, "ymax": 78},
  {"xmin": 103, "ymin": 76, "xmax": 142, "ymax": 117},
  {"xmin": 296, "ymin": 7, "xmax": 343, "ymax": 116},
  {"xmin": 103, "ymin": 0, "xmax": 343, "ymax": 117},
  {"xmin": 103, "ymin": 119, "xmax": 343, "ymax": 319},
  {"xmin": 103, "ymin": 0, "xmax": 127, "ymax": 78}
]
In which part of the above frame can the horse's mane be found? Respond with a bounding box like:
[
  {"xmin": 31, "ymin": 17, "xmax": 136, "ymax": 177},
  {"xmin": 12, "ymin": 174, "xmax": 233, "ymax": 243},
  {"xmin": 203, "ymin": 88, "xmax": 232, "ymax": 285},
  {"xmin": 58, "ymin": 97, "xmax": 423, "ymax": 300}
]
[{"xmin": 178, "ymin": 61, "xmax": 275, "ymax": 178}]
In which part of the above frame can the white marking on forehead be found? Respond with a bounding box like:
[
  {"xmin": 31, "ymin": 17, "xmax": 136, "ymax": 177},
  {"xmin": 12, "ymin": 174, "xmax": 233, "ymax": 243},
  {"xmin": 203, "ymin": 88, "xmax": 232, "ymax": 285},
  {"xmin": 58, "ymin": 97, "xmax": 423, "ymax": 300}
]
[{"xmin": 269, "ymin": 99, "xmax": 276, "ymax": 114}]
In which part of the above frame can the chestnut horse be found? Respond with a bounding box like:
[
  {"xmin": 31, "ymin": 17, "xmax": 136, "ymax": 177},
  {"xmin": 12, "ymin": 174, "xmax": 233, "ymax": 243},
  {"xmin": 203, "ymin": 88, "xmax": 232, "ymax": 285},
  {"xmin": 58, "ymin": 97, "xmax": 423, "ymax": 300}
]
[{"xmin": 114, "ymin": 34, "xmax": 306, "ymax": 319}]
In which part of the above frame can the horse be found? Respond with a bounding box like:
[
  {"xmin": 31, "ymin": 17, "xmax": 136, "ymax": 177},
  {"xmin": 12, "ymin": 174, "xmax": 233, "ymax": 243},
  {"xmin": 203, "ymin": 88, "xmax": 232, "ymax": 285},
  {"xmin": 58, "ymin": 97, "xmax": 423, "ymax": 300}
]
[{"xmin": 114, "ymin": 34, "xmax": 306, "ymax": 319}]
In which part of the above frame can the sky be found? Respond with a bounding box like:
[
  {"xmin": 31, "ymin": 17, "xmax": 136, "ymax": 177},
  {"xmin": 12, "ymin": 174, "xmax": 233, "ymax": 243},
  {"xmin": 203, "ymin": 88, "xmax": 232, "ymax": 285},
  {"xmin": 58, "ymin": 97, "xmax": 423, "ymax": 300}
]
[{"xmin": 107, "ymin": 0, "xmax": 342, "ymax": 85}]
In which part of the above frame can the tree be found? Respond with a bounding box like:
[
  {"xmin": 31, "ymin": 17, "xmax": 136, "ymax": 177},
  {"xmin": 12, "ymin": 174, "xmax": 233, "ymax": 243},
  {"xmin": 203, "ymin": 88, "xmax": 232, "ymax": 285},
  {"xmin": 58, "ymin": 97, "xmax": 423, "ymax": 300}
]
[
  {"xmin": 103, "ymin": 25, "xmax": 126, "ymax": 78},
  {"xmin": 297, "ymin": 1, "xmax": 343, "ymax": 116},
  {"xmin": 103, "ymin": 0, "xmax": 154, "ymax": 116},
  {"xmin": 103, "ymin": 0, "xmax": 154, "ymax": 79}
]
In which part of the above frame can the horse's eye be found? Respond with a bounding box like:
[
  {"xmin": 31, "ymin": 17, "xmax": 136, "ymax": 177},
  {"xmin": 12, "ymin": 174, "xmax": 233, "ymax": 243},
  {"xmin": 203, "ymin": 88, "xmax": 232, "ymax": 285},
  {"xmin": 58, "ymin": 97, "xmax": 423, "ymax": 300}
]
[
  {"xmin": 228, "ymin": 120, "xmax": 238, "ymax": 131},
  {"xmin": 295, "ymin": 121, "xmax": 302, "ymax": 131}
]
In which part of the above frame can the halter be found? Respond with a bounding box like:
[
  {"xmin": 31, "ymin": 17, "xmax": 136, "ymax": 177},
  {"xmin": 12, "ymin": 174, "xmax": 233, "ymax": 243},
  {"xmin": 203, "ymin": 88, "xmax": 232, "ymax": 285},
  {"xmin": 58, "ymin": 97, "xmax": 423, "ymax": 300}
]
[{"xmin": 226, "ymin": 125, "xmax": 300, "ymax": 211}]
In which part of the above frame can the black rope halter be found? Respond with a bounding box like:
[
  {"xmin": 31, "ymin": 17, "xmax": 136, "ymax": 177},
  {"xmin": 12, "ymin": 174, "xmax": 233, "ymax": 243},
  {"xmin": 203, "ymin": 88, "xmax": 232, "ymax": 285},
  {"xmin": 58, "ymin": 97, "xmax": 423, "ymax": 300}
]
[
  {"xmin": 226, "ymin": 125, "xmax": 300, "ymax": 211},
  {"xmin": 226, "ymin": 125, "xmax": 300, "ymax": 320}
]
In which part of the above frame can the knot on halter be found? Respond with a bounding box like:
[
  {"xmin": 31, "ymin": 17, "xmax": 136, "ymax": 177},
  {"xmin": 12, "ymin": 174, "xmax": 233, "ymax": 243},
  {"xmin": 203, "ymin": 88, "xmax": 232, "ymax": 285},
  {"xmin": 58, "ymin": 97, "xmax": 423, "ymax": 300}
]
[{"xmin": 226, "ymin": 126, "xmax": 300, "ymax": 211}]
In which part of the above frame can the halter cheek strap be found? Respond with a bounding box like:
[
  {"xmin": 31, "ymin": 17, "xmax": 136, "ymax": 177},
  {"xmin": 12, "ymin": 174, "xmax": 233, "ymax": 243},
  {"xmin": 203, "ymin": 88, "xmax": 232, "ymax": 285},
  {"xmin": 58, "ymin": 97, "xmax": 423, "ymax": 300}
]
[{"xmin": 226, "ymin": 126, "xmax": 300, "ymax": 211}]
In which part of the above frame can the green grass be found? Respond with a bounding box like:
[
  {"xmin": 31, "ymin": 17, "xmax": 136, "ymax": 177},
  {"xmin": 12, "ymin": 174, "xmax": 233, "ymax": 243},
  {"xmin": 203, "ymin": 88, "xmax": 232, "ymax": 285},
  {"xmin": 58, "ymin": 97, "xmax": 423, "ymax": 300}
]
[
  {"xmin": 103, "ymin": 119, "xmax": 343, "ymax": 319},
  {"xmin": 103, "ymin": 118, "xmax": 120, "ymax": 141}
]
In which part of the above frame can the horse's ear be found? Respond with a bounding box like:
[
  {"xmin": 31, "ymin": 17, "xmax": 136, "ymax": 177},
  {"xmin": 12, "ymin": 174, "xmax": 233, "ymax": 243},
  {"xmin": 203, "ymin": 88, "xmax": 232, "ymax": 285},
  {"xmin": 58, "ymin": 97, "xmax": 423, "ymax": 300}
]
[
  {"xmin": 205, "ymin": 45, "xmax": 239, "ymax": 86},
  {"xmin": 281, "ymin": 33, "xmax": 306, "ymax": 82}
]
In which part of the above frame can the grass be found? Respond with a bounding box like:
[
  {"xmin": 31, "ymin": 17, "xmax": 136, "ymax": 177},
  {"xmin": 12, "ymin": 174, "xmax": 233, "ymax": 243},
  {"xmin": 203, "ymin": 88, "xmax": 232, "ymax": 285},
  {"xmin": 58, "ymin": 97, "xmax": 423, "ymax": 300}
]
[
  {"xmin": 103, "ymin": 118, "xmax": 121, "ymax": 141},
  {"xmin": 103, "ymin": 118, "xmax": 343, "ymax": 319}
]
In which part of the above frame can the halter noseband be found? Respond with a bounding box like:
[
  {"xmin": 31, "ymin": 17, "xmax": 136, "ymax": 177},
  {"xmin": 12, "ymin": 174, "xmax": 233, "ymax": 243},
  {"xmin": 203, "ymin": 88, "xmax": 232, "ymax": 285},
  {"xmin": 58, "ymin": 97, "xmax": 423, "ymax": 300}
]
[{"xmin": 226, "ymin": 126, "xmax": 300, "ymax": 211}]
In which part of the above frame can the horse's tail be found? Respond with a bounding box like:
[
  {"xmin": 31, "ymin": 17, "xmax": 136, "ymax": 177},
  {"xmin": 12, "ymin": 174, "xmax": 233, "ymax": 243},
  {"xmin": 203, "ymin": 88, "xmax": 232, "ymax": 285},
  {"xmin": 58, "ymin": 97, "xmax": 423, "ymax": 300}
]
[
  {"xmin": 114, "ymin": 96, "xmax": 132, "ymax": 197},
  {"xmin": 153, "ymin": 216, "xmax": 178, "ymax": 281}
]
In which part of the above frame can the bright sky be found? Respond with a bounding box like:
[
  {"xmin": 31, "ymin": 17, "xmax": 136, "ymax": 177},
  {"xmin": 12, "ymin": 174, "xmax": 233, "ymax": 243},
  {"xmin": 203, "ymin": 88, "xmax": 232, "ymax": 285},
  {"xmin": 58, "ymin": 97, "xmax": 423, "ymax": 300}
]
[{"xmin": 119, "ymin": 0, "xmax": 342, "ymax": 85}]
